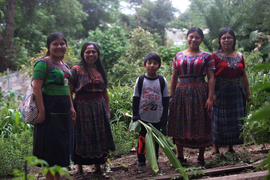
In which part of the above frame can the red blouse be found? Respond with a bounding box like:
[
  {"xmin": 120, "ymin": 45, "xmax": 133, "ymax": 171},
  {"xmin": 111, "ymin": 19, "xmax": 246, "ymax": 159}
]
[{"xmin": 211, "ymin": 51, "xmax": 245, "ymax": 79}]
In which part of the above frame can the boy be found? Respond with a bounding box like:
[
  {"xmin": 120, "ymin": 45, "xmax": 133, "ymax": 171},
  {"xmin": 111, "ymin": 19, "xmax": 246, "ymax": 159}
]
[{"xmin": 132, "ymin": 52, "xmax": 170, "ymax": 172}]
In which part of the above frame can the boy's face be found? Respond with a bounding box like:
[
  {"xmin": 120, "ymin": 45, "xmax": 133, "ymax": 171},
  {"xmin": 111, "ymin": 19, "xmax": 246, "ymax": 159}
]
[{"xmin": 144, "ymin": 59, "xmax": 159, "ymax": 75}]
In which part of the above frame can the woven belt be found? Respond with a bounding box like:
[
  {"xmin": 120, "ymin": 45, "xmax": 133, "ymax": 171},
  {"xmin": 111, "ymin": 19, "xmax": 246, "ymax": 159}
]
[
  {"xmin": 75, "ymin": 93, "xmax": 103, "ymax": 100},
  {"xmin": 215, "ymin": 77, "xmax": 241, "ymax": 86},
  {"xmin": 178, "ymin": 75, "xmax": 205, "ymax": 84}
]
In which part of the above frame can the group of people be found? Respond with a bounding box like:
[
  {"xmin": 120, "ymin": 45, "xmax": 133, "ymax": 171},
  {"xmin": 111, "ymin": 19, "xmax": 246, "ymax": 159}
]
[
  {"xmin": 132, "ymin": 27, "xmax": 251, "ymax": 171},
  {"xmin": 33, "ymin": 33, "xmax": 114, "ymax": 180},
  {"xmin": 32, "ymin": 26, "xmax": 251, "ymax": 180}
]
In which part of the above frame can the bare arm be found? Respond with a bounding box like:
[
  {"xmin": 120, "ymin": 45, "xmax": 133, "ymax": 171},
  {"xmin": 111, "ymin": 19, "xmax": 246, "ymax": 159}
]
[
  {"xmin": 103, "ymin": 88, "xmax": 111, "ymax": 119},
  {"xmin": 242, "ymin": 69, "xmax": 251, "ymax": 101},
  {"xmin": 69, "ymin": 84, "xmax": 77, "ymax": 126},
  {"xmin": 33, "ymin": 79, "xmax": 45, "ymax": 123},
  {"xmin": 170, "ymin": 69, "xmax": 178, "ymax": 97},
  {"xmin": 205, "ymin": 69, "xmax": 215, "ymax": 112}
]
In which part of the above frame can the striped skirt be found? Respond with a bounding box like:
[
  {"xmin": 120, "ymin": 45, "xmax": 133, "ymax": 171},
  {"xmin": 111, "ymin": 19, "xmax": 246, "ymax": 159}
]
[
  {"xmin": 212, "ymin": 81, "xmax": 246, "ymax": 145},
  {"xmin": 71, "ymin": 95, "xmax": 115, "ymax": 164},
  {"xmin": 168, "ymin": 81, "xmax": 212, "ymax": 148}
]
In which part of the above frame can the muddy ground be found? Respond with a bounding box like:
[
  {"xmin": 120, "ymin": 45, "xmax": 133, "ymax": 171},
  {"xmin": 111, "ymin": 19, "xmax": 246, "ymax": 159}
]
[{"xmin": 64, "ymin": 143, "xmax": 269, "ymax": 180}]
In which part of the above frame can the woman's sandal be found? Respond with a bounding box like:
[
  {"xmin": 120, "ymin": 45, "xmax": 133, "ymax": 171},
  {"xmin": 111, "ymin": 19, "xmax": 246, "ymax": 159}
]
[
  {"xmin": 196, "ymin": 159, "xmax": 205, "ymax": 167},
  {"xmin": 170, "ymin": 156, "xmax": 187, "ymax": 167},
  {"xmin": 93, "ymin": 168, "xmax": 110, "ymax": 179},
  {"xmin": 75, "ymin": 170, "xmax": 85, "ymax": 180}
]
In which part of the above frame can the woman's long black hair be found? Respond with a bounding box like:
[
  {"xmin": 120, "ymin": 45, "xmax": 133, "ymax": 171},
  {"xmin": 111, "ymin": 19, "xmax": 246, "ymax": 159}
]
[
  {"xmin": 79, "ymin": 42, "xmax": 108, "ymax": 87},
  {"xmin": 218, "ymin": 28, "xmax": 236, "ymax": 51}
]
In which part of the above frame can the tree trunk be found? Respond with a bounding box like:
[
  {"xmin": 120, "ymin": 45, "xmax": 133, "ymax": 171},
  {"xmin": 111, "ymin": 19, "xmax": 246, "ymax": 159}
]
[
  {"xmin": 0, "ymin": 0, "xmax": 16, "ymax": 72},
  {"xmin": 162, "ymin": 29, "xmax": 166, "ymax": 46},
  {"xmin": 135, "ymin": 8, "xmax": 141, "ymax": 27}
]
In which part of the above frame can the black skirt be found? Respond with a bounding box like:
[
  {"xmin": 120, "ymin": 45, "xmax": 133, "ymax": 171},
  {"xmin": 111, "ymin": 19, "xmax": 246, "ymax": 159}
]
[{"xmin": 33, "ymin": 94, "xmax": 71, "ymax": 167}]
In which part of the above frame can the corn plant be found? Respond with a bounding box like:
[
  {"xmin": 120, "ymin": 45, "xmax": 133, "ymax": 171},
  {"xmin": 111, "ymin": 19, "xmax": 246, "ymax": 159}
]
[{"xmin": 129, "ymin": 117, "xmax": 188, "ymax": 180}]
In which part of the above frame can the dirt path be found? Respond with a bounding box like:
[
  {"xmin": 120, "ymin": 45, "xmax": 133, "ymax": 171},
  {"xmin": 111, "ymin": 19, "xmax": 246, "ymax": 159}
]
[{"xmin": 66, "ymin": 143, "xmax": 269, "ymax": 180}]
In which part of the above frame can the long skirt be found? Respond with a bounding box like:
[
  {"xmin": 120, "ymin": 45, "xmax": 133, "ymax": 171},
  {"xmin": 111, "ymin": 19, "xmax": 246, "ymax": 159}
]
[
  {"xmin": 168, "ymin": 81, "xmax": 212, "ymax": 148},
  {"xmin": 33, "ymin": 94, "xmax": 71, "ymax": 167},
  {"xmin": 71, "ymin": 96, "xmax": 115, "ymax": 165},
  {"xmin": 212, "ymin": 83, "xmax": 246, "ymax": 145}
]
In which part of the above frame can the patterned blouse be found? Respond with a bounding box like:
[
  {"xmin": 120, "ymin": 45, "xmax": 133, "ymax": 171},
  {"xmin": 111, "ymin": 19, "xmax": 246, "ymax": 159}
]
[
  {"xmin": 212, "ymin": 51, "xmax": 246, "ymax": 78},
  {"xmin": 172, "ymin": 51, "xmax": 215, "ymax": 76},
  {"xmin": 33, "ymin": 58, "xmax": 71, "ymax": 95},
  {"xmin": 69, "ymin": 65, "xmax": 106, "ymax": 94}
]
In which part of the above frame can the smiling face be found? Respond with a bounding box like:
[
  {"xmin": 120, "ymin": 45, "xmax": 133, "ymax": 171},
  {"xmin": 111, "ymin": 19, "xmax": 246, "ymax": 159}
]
[
  {"xmin": 84, "ymin": 45, "xmax": 98, "ymax": 66},
  {"xmin": 220, "ymin": 32, "xmax": 234, "ymax": 51},
  {"xmin": 49, "ymin": 38, "xmax": 67, "ymax": 59},
  {"xmin": 187, "ymin": 31, "xmax": 203, "ymax": 49}
]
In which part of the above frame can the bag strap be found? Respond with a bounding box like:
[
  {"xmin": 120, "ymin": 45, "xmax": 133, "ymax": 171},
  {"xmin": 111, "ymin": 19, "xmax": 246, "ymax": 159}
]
[
  {"xmin": 158, "ymin": 74, "xmax": 165, "ymax": 97},
  {"xmin": 42, "ymin": 58, "xmax": 49, "ymax": 88},
  {"xmin": 138, "ymin": 74, "xmax": 145, "ymax": 97},
  {"xmin": 138, "ymin": 74, "xmax": 165, "ymax": 97},
  {"xmin": 31, "ymin": 58, "xmax": 49, "ymax": 88}
]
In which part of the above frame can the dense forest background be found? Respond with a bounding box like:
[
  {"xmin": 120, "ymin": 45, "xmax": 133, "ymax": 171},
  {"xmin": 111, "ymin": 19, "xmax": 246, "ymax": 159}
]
[
  {"xmin": 0, "ymin": 0, "xmax": 270, "ymax": 72},
  {"xmin": 0, "ymin": 0, "xmax": 270, "ymax": 178}
]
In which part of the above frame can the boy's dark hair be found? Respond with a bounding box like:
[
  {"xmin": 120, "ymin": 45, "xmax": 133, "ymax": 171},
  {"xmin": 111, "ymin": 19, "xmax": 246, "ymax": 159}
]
[{"xmin": 144, "ymin": 52, "xmax": 161, "ymax": 68}]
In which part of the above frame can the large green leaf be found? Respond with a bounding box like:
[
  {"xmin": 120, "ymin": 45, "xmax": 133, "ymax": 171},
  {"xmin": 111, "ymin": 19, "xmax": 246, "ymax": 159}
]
[
  {"xmin": 250, "ymin": 104, "xmax": 270, "ymax": 121},
  {"xmin": 262, "ymin": 42, "xmax": 270, "ymax": 55},
  {"xmin": 145, "ymin": 131, "xmax": 159, "ymax": 173}
]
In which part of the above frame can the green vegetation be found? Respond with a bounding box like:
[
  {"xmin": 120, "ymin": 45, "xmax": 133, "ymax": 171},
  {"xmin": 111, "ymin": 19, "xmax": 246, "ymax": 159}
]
[{"xmin": 0, "ymin": 0, "xmax": 270, "ymax": 178}]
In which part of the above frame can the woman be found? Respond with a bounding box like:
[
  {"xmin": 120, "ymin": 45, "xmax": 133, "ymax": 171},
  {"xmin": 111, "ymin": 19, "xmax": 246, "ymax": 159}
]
[
  {"xmin": 168, "ymin": 27, "xmax": 215, "ymax": 167},
  {"xmin": 211, "ymin": 28, "xmax": 251, "ymax": 155},
  {"xmin": 69, "ymin": 42, "xmax": 115, "ymax": 179},
  {"xmin": 33, "ymin": 32, "xmax": 72, "ymax": 180}
]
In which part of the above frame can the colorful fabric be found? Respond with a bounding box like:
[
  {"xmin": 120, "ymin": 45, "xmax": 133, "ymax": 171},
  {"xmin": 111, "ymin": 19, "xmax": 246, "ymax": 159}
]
[
  {"xmin": 70, "ymin": 65, "xmax": 115, "ymax": 162},
  {"xmin": 74, "ymin": 97, "xmax": 115, "ymax": 158},
  {"xmin": 33, "ymin": 58, "xmax": 71, "ymax": 95},
  {"xmin": 33, "ymin": 94, "xmax": 71, "ymax": 167},
  {"xmin": 69, "ymin": 65, "xmax": 106, "ymax": 94},
  {"xmin": 172, "ymin": 51, "xmax": 215, "ymax": 76},
  {"xmin": 168, "ymin": 80, "xmax": 213, "ymax": 148},
  {"xmin": 212, "ymin": 79, "xmax": 246, "ymax": 145},
  {"xmin": 168, "ymin": 51, "xmax": 214, "ymax": 148},
  {"xmin": 212, "ymin": 51, "xmax": 246, "ymax": 78}
]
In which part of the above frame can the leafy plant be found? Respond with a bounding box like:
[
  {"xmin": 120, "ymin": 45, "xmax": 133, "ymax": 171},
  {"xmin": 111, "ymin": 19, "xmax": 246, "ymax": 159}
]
[
  {"xmin": 129, "ymin": 117, "xmax": 188, "ymax": 180},
  {"xmin": 12, "ymin": 156, "xmax": 70, "ymax": 180},
  {"xmin": 0, "ymin": 131, "xmax": 33, "ymax": 177}
]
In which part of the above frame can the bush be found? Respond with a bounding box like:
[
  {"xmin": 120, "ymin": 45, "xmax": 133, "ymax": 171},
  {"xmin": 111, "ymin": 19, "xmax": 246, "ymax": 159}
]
[{"xmin": 0, "ymin": 131, "xmax": 33, "ymax": 177}]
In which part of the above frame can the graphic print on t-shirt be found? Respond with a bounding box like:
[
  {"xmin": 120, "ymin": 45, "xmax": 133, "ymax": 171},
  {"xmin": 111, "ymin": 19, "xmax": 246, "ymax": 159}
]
[{"xmin": 140, "ymin": 86, "xmax": 161, "ymax": 112}]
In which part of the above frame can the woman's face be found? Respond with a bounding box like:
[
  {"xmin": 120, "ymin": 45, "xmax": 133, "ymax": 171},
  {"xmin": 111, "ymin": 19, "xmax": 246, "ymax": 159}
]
[
  {"xmin": 220, "ymin": 32, "xmax": 234, "ymax": 51},
  {"xmin": 84, "ymin": 45, "xmax": 98, "ymax": 66},
  {"xmin": 187, "ymin": 31, "xmax": 203, "ymax": 49},
  {"xmin": 49, "ymin": 38, "xmax": 67, "ymax": 58}
]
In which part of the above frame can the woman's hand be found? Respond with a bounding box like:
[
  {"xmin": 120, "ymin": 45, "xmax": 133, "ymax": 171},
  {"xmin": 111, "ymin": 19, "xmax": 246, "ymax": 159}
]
[
  {"xmin": 213, "ymin": 95, "xmax": 217, "ymax": 106},
  {"xmin": 205, "ymin": 98, "xmax": 213, "ymax": 112},
  {"xmin": 36, "ymin": 111, "xmax": 45, "ymax": 123},
  {"xmin": 71, "ymin": 107, "xmax": 77, "ymax": 126}
]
